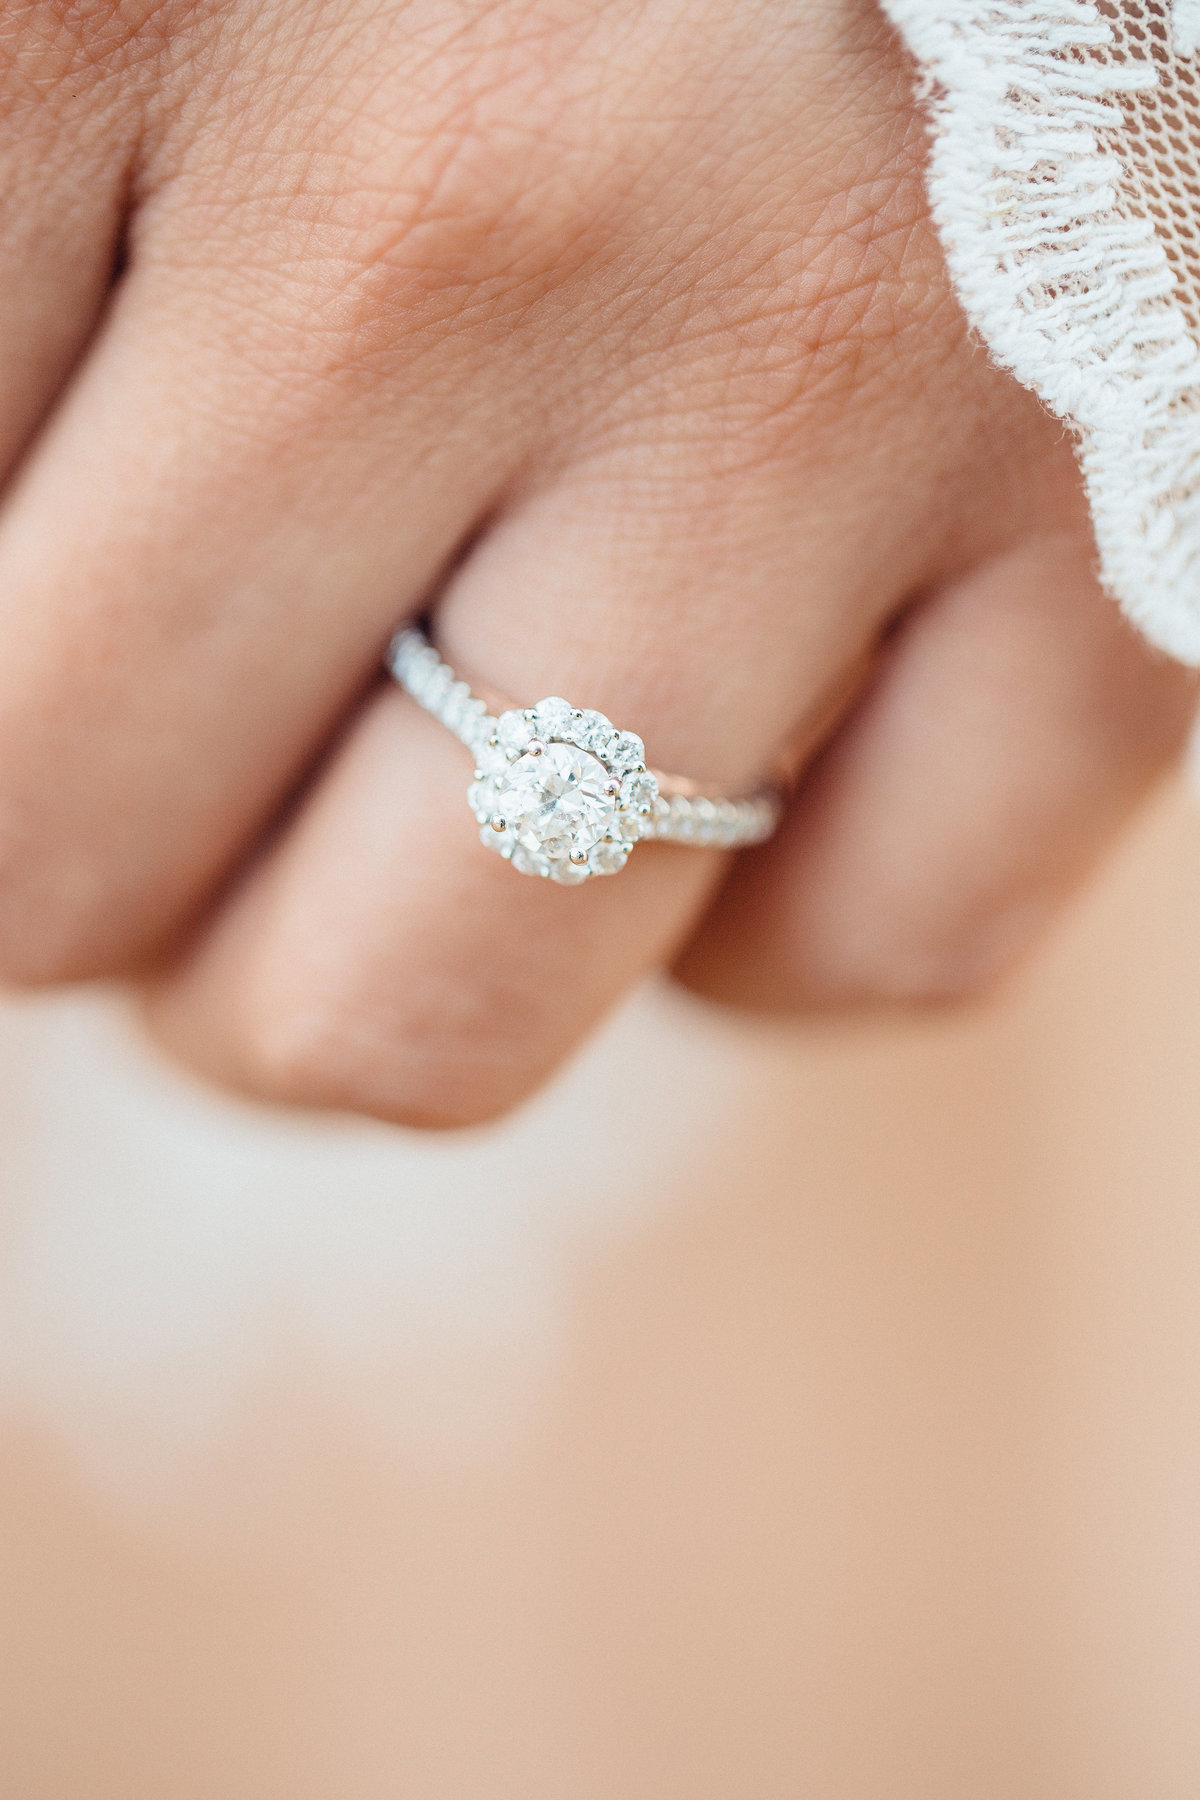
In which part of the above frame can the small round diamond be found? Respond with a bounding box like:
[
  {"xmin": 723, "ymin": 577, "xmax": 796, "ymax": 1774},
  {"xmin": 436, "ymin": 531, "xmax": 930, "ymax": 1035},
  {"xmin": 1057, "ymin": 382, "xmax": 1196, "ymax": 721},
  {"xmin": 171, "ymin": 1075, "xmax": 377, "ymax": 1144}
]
[
  {"xmin": 495, "ymin": 710, "xmax": 534, "ymax": 758},
  {"xmin": 573, "ymin": 709, "xmax": 617, "ymax": 754},
  {"xmin": 606, "ymin": 730, "xmax": 646, "ymax": 773},
  {"xmin": 590, "ymin": 838, "xmax": 629, "ymax": 875},
  {"xmin": 531, "ymin": 697, "xmax": 574, "ymax": 740},
  {"xmin": 485, "ymin": 740, "xmax": 619, "ymax": 879},
  {"xmin": 475, "ymin": 736, "xmax": 510, "ymax": 777},
  {"xmin": 621, "ymin": 770, "xmax": 658, "ymax": 814},
  {"xmin": 468, "ymin": 775, "xmax": 501, "ymax": 819}
]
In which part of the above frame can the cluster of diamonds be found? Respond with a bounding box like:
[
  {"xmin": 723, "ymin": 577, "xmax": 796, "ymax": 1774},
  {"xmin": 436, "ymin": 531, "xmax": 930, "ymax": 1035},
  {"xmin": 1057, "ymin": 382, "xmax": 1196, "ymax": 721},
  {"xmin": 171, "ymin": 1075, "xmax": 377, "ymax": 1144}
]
[
  {"xmin": 388, "ymin": 626, "xmax": 780, "ymax": 882},
  {"xmin": 470, "ymin": 699, "xmax": 661, "ymax": 883}
]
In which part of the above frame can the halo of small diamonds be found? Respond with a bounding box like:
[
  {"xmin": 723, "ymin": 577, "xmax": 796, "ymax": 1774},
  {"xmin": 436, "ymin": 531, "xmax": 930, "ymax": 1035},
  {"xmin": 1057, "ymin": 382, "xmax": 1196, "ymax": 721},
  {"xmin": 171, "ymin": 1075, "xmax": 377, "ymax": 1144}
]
[{"xmin": 468, "ymin": 699, "xmax": 662, "ymax": 883}]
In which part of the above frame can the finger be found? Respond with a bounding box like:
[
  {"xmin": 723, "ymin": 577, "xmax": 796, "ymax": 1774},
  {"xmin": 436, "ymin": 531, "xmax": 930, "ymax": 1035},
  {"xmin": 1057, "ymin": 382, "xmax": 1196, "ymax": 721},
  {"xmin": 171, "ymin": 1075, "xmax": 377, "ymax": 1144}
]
[
  {"xmin": 136, "ymin": 404, "xmax": 970, "ymax": 1130},
  {"xmin": 676, "ymin": 530, "xmax": 1198, "ymax": 1012},
  {"xmin": 141, "ymin": 686, "xmax": 726, "ymax": 1127},
  {"xmin": 0, "ymin": 16, "xmax": 142, "ymax": 477},
  {"xmin": 0, "ymin": 232, "xmax": 527, "ymax": 984}
]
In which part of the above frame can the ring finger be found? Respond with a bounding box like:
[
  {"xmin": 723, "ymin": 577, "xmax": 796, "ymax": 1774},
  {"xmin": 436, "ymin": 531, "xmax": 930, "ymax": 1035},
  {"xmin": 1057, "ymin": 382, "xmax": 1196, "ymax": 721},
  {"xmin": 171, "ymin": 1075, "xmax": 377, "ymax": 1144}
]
[{"xmin": 136, "ymin": 401, "xmax": 981, "ymax": 1126}]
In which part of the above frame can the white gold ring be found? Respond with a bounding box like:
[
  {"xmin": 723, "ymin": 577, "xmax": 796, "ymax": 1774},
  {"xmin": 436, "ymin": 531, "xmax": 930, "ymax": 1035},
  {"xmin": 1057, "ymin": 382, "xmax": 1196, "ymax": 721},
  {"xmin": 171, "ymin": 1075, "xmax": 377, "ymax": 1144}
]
[{"xmin": 388, "ymin": 625, "xmax": 782, "ymax": 884}]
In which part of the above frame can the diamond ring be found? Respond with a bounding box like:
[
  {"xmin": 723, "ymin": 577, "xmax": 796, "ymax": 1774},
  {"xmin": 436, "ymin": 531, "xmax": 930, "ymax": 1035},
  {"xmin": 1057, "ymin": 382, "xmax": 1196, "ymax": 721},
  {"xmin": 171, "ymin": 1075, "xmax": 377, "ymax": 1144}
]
[{"xmin": 387, "ymin": 625, "xmax": 782, "ymax": 884}]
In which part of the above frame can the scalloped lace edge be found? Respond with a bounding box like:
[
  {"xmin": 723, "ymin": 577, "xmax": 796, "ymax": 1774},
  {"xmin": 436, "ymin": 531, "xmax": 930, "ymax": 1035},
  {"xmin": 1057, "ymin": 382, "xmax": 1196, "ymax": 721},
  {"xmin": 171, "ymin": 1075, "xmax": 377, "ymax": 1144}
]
[{"xmin": 882, "ymin": 0, "xmax": 1200, "ymax": 664}]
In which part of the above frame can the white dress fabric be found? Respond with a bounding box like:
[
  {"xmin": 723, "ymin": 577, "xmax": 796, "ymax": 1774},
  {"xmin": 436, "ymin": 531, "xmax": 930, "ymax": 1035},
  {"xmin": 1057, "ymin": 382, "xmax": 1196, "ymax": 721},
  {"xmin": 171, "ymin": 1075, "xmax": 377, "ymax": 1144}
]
[{"xmin": 881, "ymin": 0, "xmax": 1200, "ymax": 663}]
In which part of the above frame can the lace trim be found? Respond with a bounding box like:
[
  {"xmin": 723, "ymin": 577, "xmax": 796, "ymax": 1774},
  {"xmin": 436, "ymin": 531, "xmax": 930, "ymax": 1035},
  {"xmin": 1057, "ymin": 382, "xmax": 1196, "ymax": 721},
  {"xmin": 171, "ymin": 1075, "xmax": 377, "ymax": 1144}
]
[{"xmin": 882, "ymin": 0, "xmax": 1200, "ymax": 663}]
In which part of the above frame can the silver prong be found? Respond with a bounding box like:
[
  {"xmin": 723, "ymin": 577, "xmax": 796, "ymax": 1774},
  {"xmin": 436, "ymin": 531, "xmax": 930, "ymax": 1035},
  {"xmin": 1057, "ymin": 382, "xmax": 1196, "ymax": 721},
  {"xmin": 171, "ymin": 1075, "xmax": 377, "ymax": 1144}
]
[
  {"xmin": 523, "ymin": 708, "xmax": 537, "ymax": 722},
  {"xmin": 526, "ymin": 738, "xmax": 545, "ymax": 757},
  {"xmin": 568, "ymin": 848, "xmax": 589, "ymax": 866},
  {"xmin": 604, "ymin": 778, "xmax": 622, "ymax": 798},
  {"xmin": 490, "ymin": 815, "xmax": 507, "ymax": 833}
]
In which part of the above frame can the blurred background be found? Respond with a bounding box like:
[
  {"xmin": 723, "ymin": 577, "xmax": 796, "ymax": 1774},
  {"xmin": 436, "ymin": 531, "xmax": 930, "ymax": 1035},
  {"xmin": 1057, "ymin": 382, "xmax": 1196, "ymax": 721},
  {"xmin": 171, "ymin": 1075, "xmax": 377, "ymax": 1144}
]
[{"xmin": 2, "ymin": 778, "xmax": 1200, "ymax": 1799}]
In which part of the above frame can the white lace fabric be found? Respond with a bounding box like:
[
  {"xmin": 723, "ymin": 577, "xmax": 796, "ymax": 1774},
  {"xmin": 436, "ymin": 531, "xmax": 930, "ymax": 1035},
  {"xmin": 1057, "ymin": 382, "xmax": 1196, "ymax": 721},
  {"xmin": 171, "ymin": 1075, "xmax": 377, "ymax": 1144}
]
[{"xmin": 881, "ymin": 0, "xmax": 1200, "ymax": 663}]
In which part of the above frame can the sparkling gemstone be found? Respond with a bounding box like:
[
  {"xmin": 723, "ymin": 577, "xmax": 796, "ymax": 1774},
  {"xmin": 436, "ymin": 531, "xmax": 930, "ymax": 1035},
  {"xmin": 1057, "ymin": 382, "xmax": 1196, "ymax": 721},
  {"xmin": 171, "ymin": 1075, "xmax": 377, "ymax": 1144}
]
[
  {"xmin": 508, "ymin": 843, "xmax": 544, "ymax": 876},
  {"xmin": 468, "ymin": 775, "xmax": 500, "ymax": 819},
  {"xmin": 495, "ymin": 710, "xmax": 534, "ymax": 758},
  {"xmin": 621, "ymin": 771, "xmax": 658, "ymax": 814},
  {"xmin": 573, "ymin": 709, "xmax": 616, "ymax": 754},
  {"xmin": 485, "ymin": 741, "xmax": 619, "ymax": 877},
  {"xmin": 590, "ymin": 838, "xmax": 629, "ymax": 875},
  {"xmin": 552, "ymin": 853, "xmax": 593, "ymax": 883},
  {"xmin": 531, "ymin": 697, "xmax": 574, "ymax": 740},
  {"xmin": 606, "ymin": 730, "xmax": 645, "ymax": 773},
  {"xmin": 474, "ymin": 736, "xmax": 509, "ymax": 777}
]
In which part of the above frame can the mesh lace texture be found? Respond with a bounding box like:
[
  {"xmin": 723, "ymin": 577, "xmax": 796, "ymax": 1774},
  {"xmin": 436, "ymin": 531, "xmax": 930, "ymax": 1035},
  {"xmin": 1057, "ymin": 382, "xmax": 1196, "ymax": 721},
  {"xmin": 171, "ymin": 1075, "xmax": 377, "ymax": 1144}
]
[{"xmin": 881, "ymin": 0, "xmax": 1200, "ymax": 663}]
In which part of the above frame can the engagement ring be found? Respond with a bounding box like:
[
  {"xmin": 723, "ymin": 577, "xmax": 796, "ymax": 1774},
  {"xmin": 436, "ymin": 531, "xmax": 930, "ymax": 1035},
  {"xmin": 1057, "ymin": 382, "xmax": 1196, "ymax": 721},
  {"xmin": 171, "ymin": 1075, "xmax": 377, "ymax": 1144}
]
[{"xmin": 388, "ymin": 626, "xmax": 781, "ymax": 884}]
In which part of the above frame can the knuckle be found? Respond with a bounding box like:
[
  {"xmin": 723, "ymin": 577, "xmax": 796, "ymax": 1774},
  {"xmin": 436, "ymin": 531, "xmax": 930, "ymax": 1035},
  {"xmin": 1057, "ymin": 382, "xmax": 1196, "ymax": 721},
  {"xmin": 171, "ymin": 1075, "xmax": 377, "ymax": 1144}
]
[
  {"xmin": 200, "ymin": 40, "xmax": 624, "ymax": 386},
  {"xmin": 0, "ymin": 807, "xmax": 82, "ymax": 984},
  {"xmin": 0, "ymin": 0, "xmax": 190, "ymax": 96},
  {"xmin": 181, "ymin": 0, "xmax": 946, "ymax": 406},
  {"xmin": 242, "ymin": 978, "xmax": 540, "ymax": 1129},
  {"xmin": 812, "ymin": 903, "xmax": 1044, "ymax": 1011},
  {"xmin": 0, "ymin": 784, "xmax": 187, "ymax": 986},
  {"xmin": 0, "ymin": 871, "xmax": 124, "ymax": 988},
  {"xmin": 243, "ymin": 994, "xmax": 378, "ymax": 1116}
]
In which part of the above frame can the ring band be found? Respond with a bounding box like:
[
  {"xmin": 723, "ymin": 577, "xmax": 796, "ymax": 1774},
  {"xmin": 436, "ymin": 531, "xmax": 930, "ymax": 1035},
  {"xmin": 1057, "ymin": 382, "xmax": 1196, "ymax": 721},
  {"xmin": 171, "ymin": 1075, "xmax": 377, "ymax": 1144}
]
[{"xmin": 387, "ymin": 625, "xmax": 782, "ymax": 884}]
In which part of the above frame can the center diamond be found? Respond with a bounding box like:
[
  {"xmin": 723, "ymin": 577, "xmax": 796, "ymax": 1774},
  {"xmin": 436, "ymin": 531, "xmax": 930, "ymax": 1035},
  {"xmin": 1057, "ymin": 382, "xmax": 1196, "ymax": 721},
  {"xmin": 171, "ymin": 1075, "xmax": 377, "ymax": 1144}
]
[{"xmin": 496, "ymin": 741, "xmax": 617, "ymax": 870}]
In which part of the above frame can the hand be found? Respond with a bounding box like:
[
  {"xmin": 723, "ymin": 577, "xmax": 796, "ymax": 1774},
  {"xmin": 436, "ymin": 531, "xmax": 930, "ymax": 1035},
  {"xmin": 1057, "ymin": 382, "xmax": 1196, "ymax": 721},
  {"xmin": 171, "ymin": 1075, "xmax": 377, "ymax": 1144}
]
[{"xmin": 0, "ymin": 0, "xmax": 1191, "ymax": 1125}]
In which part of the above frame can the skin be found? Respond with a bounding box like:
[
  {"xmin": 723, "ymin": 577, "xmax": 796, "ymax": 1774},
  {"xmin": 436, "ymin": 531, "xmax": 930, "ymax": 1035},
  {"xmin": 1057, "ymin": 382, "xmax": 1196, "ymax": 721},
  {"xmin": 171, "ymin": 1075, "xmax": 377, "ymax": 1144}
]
[{"xmin": 0, "ymin": 0, "xmax": 1190, "ymax": 1126}]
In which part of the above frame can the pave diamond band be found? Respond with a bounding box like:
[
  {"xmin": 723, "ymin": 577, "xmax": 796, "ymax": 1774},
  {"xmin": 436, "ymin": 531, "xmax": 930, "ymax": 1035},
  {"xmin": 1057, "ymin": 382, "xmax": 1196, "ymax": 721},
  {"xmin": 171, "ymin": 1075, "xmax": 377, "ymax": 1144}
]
[{"xmin": 388, "ymin": 626, "xmax": 782, "ymax": 884}]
